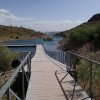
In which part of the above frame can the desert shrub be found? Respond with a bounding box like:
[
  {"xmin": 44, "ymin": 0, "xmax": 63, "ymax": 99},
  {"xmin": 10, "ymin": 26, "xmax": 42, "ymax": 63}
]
[
  {"xmin": 15, "ymin": 36, "xmax": 19, "ymax": 39},
  {"xmin": 94, "ymin": 25, "xmax": 100, "ymax": 44},
  {"xmin": 43, "ymin": 37, "xmax": 53, "ymax": 41},
  {"xmin": 77, "ymin": 59, "xmax": 90, "ymax": 91},
  {"xmin": 77, "ymin": 58, "xmax": 100, "ymax": 97},
  {"xmin": 70, "ymin": 26, "xmax": 95, "ymax": 45},
  {"xmin": 69, "ymin": 23, "xmax": 100, "ymax": 47},
  {"xmin": 10, "ymin": 36, "xmax": 13, "ymax": 38},
  {"xmin": 0, "ymin": 46, "xmax": 20, "ymax": 71}
]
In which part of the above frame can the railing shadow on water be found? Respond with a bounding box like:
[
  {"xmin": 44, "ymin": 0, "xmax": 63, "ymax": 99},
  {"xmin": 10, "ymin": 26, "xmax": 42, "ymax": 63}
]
[
  {"xmin": 0, "ymin": 50, "xmax": 36, "ymax": 100},
  {"xmin": 43, "ymin": 45, "xmax": 100, "ymax": 100}
]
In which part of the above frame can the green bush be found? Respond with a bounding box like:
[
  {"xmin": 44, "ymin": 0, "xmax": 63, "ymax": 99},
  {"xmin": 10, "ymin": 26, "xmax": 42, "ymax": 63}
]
[
  {"xmin": 69, "ymin": 23, "xmax": 100, "ymax": 46},
  {"xmin": 77, "ymin": 60, "xmax": 90, "ymax": 91},
  {"xmin": 94, "ymin": 25, "xmax": 100, "ymax": 44},
  {"xmin": 43, "ymin": 37, "xmax": 53, "ymax": 41},
  {"xmin": 0, "ymin": 46, "xmax": 20, "ymax": 71},
  {"xmin": 70, "ymin": 26, "xmax": 95, "ymax": 44},
  {"xmin": 15, "ymin": 36, "xmax": 19, "ymax": 39},
  {"xmin": 77, "ymin": 58, "xmax": 100, "ymax": 96},
  {"xmin": 67, "ymin": 49, "xmax": 99, "ymax": 95}
]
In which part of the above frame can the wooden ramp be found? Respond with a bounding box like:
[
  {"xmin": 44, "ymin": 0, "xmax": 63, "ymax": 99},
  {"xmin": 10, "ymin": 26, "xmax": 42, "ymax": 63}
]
[
  {"xmin": 26, "ymin": 44, "xmax": 89, "ymax": 100},
  {"xmin": 26, "ymin": 45, "xmax": 66, "ymax": 100}
]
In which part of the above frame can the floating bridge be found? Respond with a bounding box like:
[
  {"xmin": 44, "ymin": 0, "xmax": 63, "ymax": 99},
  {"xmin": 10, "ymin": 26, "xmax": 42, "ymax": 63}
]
[{"xmin": 0, "ymin": 44, "xmax": 99, "ymax": 100}]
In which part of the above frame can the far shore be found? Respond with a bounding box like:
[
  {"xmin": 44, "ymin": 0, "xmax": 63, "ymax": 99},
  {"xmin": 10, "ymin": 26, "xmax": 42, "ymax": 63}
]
[{"xmin": 0, "ymin": 36, "xmax": 42, "ymax": 43}]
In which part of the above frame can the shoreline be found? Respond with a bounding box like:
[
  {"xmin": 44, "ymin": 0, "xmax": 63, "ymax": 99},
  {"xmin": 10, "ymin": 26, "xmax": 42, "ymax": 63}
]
[
  {"xmin": 0, "ymin": 37, "xmax": 41, "ymax": 43},
  {"xmin": 0, "ymin": 34, "xmax": 51, "ymax": 43}
]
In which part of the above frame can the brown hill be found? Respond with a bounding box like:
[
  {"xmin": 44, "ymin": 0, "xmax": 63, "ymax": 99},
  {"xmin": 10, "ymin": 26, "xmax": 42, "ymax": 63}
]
[{"xmin": 0, "ymin": 25, "xmax": 45, "ymax": 41}]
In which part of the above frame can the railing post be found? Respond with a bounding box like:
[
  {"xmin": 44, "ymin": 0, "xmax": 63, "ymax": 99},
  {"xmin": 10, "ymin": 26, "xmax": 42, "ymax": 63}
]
[
  {"xmin": 27, "ymin": 54, "xmax": 31, "ymax": 81},
  {"xmin": 17, "ymin": 72, "xmax": 20, "ymax": 98},
  {"xmin": 27, "ymin": 58, "xmax": 29, "ymax": 80},
  {"xmin": 7, "ymin": 87, "xmax": 10, "ymax": 100},
  {"xmin": 59, "ymin": 52, "xmax": 60, "ymax": 62},
  {"xmin": 29, "ymin": 56, "xmax": 31, "ymax": 79},
  {"xmin": 69, "ymin": 53, "xmax": 72, "ymax": 67},
  {"xmin": 30, "ymin": 55, "xmax": 32, "ymax": 76},
  {"xmin": 89, "ymin": 62, "xmax": 93, "ymax": 100},
  {"xmin": 22, "ymin": 66, "xmax": 25, "ymax": 100},
  {"xmin": 60, "ymin": 52, "xmax": 61, "ymax": 62},
  {"xmin": 62, "ymin": 52, "xmax": 64, "ymax": 64}
]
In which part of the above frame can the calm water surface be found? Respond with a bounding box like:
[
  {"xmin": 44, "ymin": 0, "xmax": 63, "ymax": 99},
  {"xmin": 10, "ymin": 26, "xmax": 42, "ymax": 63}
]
[{"xmin": 2, "ymin": 35, "xmax": 63, "ymax": 52}]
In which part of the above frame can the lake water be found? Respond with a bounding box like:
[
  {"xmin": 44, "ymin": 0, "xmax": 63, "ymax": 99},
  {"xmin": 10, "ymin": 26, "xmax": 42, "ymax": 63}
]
[
  {"xmin": 1, "ymin": 35, "xmax": 63, "ymax": 52},
  {"xmin": 43, "ymin": 36, "xmax": 63, "ymax": 51}
]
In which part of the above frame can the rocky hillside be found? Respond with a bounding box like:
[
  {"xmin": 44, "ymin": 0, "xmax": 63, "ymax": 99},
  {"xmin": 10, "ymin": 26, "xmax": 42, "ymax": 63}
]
[
  {"xmin": 58, "ymin": 13, "xmax": 100, "ymax": 61},
  {"xmin": 88, "ymin": 13, "xmax": 100, "ymax": 22},
  {"xmin": 0, "ymin": 25, "xmax": 46, "ymax": 41}
]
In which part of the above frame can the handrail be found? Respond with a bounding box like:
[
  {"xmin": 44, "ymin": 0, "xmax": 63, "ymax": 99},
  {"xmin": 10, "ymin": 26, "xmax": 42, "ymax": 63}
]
[
  {"xmin": 43, "ymin": 44, "xmax": 100, "ymax": 100},
  {"xmin": 66, "ymin": 51, "xmax": 100, "ymax": 100},
  {"xmin": 0, "ymin": 51, "xmax": 35, "ymax": 100},
  {"xmin": 67, "ymin": 51, "xmax": 100, "ymax": 65}
]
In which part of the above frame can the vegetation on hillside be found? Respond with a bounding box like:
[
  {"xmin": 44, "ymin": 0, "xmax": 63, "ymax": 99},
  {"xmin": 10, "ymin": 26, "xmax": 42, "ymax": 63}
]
[
  {"xmin": 0, "ymin": 25, "xmax": 45, "ymax": 41},
  {"xmin": 43, "ymin": 37, "xmax": 53, "ymax": 41},
  {"xmin": 77, "ymin": 58, "xmax": 100, "ymax": 99},
  {"xmin": 0, "ymin": 46, "xmax": 20, "ymax": 71},
  {"xmin": 88, "ymin": 13, "xmax": 100, "ymax": 22},
  {"xmin": 58, "ymin": 14, "xmax": 100, "ymax": 52},
  {"xmin": 69, "ymin": 21, "xmax": 100, "ymax": 47}
]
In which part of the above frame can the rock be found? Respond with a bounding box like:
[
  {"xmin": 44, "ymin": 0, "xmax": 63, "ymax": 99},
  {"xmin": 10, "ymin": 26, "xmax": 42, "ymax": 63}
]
[{"xmin": 88, "ymin": 13, "xmax": 100, "ymax": 22}]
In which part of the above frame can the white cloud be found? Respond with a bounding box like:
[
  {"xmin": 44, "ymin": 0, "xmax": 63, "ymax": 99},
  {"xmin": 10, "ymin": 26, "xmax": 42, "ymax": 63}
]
[
  {"xmin": 76, "ymin": 20, "xmax": 84, "ymax": 23},
  {"xmin": 0, "ymin": 9, "xmax": 34, "ymax": 23},
  {"xmin": 0, "ymin": 8, "xmax": 83, "ymax": 32},
  {"xmin": 32, "ymin": 20, "xmax": 83, "ymax": 32},
  {"xmin": 0, "ymin": 9, "xmax": 17, "ymax": 20},
  {"xmin": 34, "ymin": 20, "xmax": 73, "ymax": 24}
]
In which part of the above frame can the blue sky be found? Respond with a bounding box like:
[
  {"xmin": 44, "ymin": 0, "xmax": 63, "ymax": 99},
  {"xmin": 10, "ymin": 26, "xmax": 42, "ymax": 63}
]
[{"xmin": 0, "ymin": 0, "xmax": 100, "ymax": 32}]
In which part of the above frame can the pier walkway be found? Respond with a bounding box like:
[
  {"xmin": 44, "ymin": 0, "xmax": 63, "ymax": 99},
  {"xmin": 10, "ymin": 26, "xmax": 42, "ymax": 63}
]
[
  {"xmin": 26, "ymin": 45, "xmax": 66, "ymax": 100},
  {"xmin": 26, "ymin": 45, "xmax": 89, "ymax": 100}
]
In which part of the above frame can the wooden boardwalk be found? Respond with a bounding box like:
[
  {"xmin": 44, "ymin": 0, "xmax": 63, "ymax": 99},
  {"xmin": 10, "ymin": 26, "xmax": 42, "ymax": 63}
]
[
  {"xmin": 26, "ymin": 45, "xmax": 66, "ymax": 100},
  {"xmin": 26, "ymin": 45, "xmax": 89, "ymax": 100}
]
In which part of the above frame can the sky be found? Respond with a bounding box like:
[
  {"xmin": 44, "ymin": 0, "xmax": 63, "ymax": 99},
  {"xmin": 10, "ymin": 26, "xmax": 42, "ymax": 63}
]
[{"xmin": 0, "ymin": 0, "xmax": 100, "ymax": 32}]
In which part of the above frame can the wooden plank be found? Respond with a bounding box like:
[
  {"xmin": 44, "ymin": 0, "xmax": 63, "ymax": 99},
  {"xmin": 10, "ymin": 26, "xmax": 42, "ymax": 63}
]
[
  {"xmin": 26, "ymin": 45, "xmax": 66, "ymax": 100},
  {"xmin": 26, "ymin": 45, "xmax": 90, "ymax": 100}
]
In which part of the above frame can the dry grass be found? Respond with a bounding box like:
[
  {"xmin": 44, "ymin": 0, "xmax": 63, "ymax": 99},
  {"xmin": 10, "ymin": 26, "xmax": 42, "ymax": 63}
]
[{"xmin": 0, "ymin": 70, "xmax": 14, "ymax": 88}]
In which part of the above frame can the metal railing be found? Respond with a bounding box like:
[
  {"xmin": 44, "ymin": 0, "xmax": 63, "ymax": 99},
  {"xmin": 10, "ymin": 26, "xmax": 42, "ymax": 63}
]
[
  {"xmin": 45, "ymin": 50, "xmax": 67, "ymax": 64},
  {"xmin": 20, "ymin": 51, "xmax": 34, "ymax": 60},
  {"xmin": 44, "ymin": 46, "xmax": 100, "ymax": 100},
  {"xmin": 0, "ymin": 50, "xmax": 35, "ymax": 100},
  {"xmin": 66, "ymin": 51, "xmax": 100, "ymax": 100}
]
